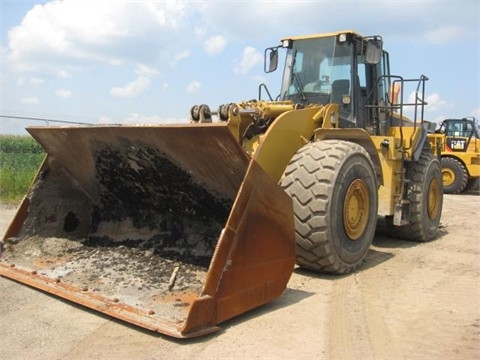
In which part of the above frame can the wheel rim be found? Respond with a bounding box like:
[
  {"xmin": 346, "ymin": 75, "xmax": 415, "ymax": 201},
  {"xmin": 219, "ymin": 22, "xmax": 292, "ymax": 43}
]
[
  {"xmin": 427, "ymin": 176, "xmax": 441, "ymax": 220},
  {"xmin": 442, "ymin": 168, "xmax": 455, "ymax": 186},
  {"xmin": 343, "ymin": 179, "xmax": 369, "ymax": 240}
]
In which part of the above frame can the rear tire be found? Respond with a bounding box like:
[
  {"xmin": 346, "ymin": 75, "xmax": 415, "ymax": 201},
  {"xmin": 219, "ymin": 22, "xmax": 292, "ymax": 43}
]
[
  {"xmin": 280, "ymin": 140, "xmax": 378, "ymax": 274},
  {"xmin": 441, "ymin": 157, "xmax": 468, "ymax": 194},
  {"xmin": 387, "ymin": 145, "xmax": 443, "ymax": 241}
]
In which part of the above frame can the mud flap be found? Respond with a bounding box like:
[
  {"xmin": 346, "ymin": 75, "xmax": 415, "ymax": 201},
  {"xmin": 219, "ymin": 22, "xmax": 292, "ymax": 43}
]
[{"xmin": 0, "ymin": 124, "xmax": 295, "ymax": 338}]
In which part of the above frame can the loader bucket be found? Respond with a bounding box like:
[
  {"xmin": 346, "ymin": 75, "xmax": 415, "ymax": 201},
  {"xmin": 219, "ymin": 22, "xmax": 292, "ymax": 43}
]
[{"xmin": 0, "ymin": 123, "xmax": 295, "ymax": 338}]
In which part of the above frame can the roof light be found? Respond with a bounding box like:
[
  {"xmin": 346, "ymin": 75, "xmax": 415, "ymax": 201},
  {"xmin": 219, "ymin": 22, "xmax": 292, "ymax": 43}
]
[
  {"xmin": 338, "ymin": 33, "xmax": 347, "ymax": 42},
  {"xmin": 282, "ymin": 39, "xmax": 292, "ymax": 48}
]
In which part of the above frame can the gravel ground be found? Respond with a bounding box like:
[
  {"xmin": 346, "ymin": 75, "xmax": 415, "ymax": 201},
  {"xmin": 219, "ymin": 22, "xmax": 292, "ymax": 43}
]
[{"xmin": 0, "ymin": 193, "xmax": 479, "ymax": 360}]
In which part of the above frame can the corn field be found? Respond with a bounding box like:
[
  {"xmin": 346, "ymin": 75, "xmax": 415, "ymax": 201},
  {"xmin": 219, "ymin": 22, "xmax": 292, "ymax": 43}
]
[{"xmin": 0, "ymin": 135, "xmax": 45, "ymax": 201}]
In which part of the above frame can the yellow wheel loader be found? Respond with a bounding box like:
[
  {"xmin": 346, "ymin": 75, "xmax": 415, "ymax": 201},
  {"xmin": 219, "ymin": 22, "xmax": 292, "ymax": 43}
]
[
  {"xmin": 428, "ymin": 117, "xmax": 480, "ymax": 193},
  {"xmin": 0, "ymin": 30, "xmax": 443, "ymax": 338}
]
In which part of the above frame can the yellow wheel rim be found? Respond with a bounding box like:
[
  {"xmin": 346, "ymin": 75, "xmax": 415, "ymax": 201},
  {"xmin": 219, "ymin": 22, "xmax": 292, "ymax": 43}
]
[
  {"xmin": 427, "ymin": 176, "xmax": 441, "ymax": 220},
  {"xmin": 343, "ymin": 179, "xmax": 369, "ymax": 240},
  {"xmin": 442, "ymin": 168, "xmax": 455, "ymax": 186}
]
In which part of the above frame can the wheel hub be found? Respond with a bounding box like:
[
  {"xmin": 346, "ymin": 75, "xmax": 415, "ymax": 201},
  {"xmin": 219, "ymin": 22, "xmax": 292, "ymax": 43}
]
[
  {"xmin": 442, "ymin": 168, "xmax": 455, "ymax": 186},
  {"xmin": 343, "ymin": 179, "xmax": 369, "ymax": 241}
]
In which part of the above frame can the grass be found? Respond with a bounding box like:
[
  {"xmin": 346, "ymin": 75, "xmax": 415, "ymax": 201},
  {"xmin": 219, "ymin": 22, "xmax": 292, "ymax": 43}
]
[{"xmin": 0, "ymin": 135, "xmax": 45, "ymax": 202}]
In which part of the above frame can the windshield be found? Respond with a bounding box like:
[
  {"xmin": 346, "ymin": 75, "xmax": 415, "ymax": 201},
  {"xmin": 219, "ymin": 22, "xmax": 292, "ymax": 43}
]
[
  {"xmin": 442, "ymin": 119, "xmax": 480, "ymax": 138},
  {"xmin": 279, "ymin": 36, "xmax": 353, "ymax": 106}
]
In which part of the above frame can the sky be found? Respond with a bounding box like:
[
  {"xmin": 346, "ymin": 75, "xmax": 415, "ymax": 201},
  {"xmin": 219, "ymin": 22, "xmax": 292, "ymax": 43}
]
[{"xmin": 0, "ymin": 0, "xmax": 479, "ymax": 134}]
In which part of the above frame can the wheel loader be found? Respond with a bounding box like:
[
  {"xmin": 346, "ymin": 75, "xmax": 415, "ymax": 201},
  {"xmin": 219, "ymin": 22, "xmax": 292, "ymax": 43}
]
[
  {"xmin": 428, "ymin": 117, "xmax": 480, "ymax": 193},
  {"xmin": 0, "ymin": 30, "xmax": 443, "ymax": 338}
]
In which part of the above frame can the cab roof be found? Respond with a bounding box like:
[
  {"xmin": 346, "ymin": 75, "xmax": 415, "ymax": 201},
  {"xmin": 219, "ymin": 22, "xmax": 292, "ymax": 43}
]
[{"xmin": 280, "ymin": 30, "xmax": 363, "ymax": 42}]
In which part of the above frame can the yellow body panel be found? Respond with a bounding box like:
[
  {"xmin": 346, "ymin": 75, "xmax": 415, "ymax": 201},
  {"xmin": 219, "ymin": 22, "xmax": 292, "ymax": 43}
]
[
  {"xmin": 370, "ymin": 136, "xmax": 404, "ymax": 215},
  {"xmin": 448, "ymin": 152, "xmax": 480, "ymax": 177},
  {"xmin": 428, "ymin": 133, "xmax": 480, "ymax": 178},
  {"xmin": 252, "ymin": 104, "xmax": 338, "ymax": 182}
]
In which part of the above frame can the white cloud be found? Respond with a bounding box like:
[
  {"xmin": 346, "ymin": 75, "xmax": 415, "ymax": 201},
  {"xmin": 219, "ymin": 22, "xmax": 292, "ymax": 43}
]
[
  {"xmin": 186, "ymin": 81, "xmax": 201, "ymax": 94},
  {"xmin": 171, "ymin": 50, "xmax": 190, "ymax": 67},
  {"xmin": 125, "ymin": 113, "xmax": 186, "ymax": 124},
  {"xmin": 111, "ymin": 76, "xmax": 151, "ymax": 98},
  {"xmin": 234, "ymin": 46, "xmax": 262, "ymax": 75},
  {"xmin": 135, "ymin": 64, "xmax": 159, "ymax": 77},
  {"xmin": 143, "ymin": 1, "xmax": 186, "ymax": 28},
  {"xmin": 21, "ymin": 97, "xmax": 40, "ymax": 104},
  {"xmin": 204, "ymin": 35, "xmax": 227, "ymax": 55},
  {"xmin": 426, "ymin": 93, "xmax": 452, "ymax": 112},
  {"xmin": 407, "ymin": 91, "xmax": 453, "ymax": 113},
  {"xmin": 5, "ymin": 1, "xmax": 190, "ymax": 73},
  {"xmin": 425, "ymin": 93, "xmax": 446, "ymax": 112},
  {"xmin": 110, "ymin": 63, "xmax": 158, "ymax": 98},
  {"xmin": 96, "ymin": 113, "xmax": 186, "ymax": 125},
  {"xmin": 55, "ymin": 89, "xmax": 72, "ymax": 98},
  {"xmin": 30, "ymin": 77, "xmax": 44, "ymax": 85}
]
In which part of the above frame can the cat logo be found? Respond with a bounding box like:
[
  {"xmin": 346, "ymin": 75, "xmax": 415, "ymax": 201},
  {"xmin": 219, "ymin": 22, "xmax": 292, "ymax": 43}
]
[{"xmin": 449, "ymin": 139, "xmax": 466, "ymax": 151}]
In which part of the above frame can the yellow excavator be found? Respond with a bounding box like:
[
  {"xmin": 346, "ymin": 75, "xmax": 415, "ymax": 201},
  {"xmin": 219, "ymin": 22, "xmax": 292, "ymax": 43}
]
[{"xmin": 0, "ymin": 30, "xmax": 443, "ymax": 338}]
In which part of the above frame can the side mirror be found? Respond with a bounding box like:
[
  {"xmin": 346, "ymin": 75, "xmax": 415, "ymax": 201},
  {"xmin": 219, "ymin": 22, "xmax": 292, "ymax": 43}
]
[
  {"xmin": 365, "ymin": 36, "xmax": 383, "ymax": 64},
  {"xmin": 264, "ymin": 47, "xmax": 279, "ymax": 73}
]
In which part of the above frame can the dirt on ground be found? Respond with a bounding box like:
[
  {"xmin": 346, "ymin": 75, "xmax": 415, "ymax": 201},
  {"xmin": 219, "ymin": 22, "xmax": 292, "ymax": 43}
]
[{"xmin": 0, "ymin": 192, "xmax": 479, "ymax": 360}]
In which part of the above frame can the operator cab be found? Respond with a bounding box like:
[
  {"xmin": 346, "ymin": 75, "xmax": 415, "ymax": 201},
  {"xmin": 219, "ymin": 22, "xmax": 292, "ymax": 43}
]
[
  {"xmin": 436, "ymin": 117, "xmax": 479, "ymax": 151},
  {"xmin": 265, "ymin": 31, "xmax": 395, "ymax": 134},
  {"xmin": 437, "ymin": 118, "xmax": 479, "ymax": 138}
]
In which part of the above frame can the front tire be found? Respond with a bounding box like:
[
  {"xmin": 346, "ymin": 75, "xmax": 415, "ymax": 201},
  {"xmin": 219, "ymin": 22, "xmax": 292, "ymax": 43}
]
[
  {"xmin": 441, "ymin": 157, "xmax": 468, "ymax": 194},
  {"xmin": 280, "ymin": 140, "xmax": 378, "ymax": 274}
]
